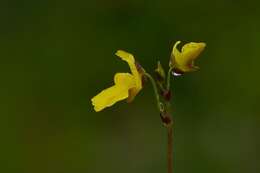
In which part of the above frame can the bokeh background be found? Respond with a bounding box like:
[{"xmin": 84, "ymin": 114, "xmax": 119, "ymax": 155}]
[{"xmin": 1, "ymin": 0, "xmax": 259, "ymax": 173}]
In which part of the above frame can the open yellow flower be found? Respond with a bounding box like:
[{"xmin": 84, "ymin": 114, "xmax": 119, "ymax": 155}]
[
  {"xmin": 170, "ymin": 41, "xmax": 206, "ymax": 73},
  {"xmin": 91, "ymin": 50, "xmax": 143, "ymax": 112}
]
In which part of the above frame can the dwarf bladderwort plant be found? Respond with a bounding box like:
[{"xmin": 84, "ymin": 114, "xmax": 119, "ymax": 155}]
[{"xmin": 91, "ymin": 41, "xmax": 206, "ymax": 173}]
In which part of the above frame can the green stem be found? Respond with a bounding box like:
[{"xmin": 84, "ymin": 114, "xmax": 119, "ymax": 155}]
[
  {"xmin": 144, "ymin": 73, "xmax": 163, "ymax": 112},
  {"xmin": 157, "ymin": 81, "xmax": 166, "ymax": 93},
  {"xmin": 166, "ymin": 67, "xmax": 173, "ymax": 91}
]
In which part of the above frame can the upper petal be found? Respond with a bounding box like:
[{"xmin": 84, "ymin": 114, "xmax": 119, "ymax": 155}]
[
  {"xmin": 172, "ymin": 41, "xmax": 182, "ymax": 59},
  {"xmin": 170, "ymin": 41, "xmax": 181, "ymax": 67},
  {"xmin": 181, "ymin": 42, "xmax": 206, "ymax": 61},
  {"xmin": 115, "ymin": 50, "xmax": 142, "ymax": 101}
]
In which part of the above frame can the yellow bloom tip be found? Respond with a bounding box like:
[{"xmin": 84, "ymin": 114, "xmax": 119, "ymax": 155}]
[{"xmin": 115, "ymin": 50, "xmax": 135, "ymax": 62}]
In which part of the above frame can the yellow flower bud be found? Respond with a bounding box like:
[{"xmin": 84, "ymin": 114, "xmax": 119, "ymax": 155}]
[{"xmin": 155, "ymin": 61, "xmax": 166, "ymax": 82}]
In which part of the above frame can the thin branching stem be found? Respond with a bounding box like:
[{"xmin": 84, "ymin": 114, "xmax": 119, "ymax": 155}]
[
  {"xmin": 145, "ymin": 71, "xmax": 174, "ymax": 173},
  {"xmin": 144, "ymin": 72, "xmax": 163, "ymax": 112},
  {"xmin": 166, "ymin": 67, "xmax": 173, "ymax": 91}
]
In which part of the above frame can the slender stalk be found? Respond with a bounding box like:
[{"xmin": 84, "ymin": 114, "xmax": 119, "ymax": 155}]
[
  {"xmin": 145, "ymin": 71, "xmax": 174, "ymax": 173},
  {"xmin": 166, "ymin": 67, "xmax": 173, "ymax": 173},
  {"xmin": 144, "ymin": 72, "xmax": 163, "ymax": 112},
  {"xmin": 166, "ymin": 67, "xmax": 173, "ymax": 91}
]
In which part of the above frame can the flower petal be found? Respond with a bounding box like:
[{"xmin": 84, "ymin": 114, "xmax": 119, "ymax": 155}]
[
  {"xmin": 91, "ymin": 73, "xmax": 135, "ymax": 112},
  {"xmin": 116, "ymin": 50, "xmax": 142, "ymax": 102},
  {"xmin": 172, "ymin": 41, "xmax": 181, "ymax": 59},
  {"xmin": 181, "ymin": 42, "xmax": 206, "ymax": 62},
  {"xmin": 114, "ymin": 72, "xmax": 135, "ymax": 86},
  {"xmin": 171, "ymin": 41, "xmax": 206, "ymax": 73}
]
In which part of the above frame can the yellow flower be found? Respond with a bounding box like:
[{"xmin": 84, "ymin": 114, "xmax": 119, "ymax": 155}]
[
  {"xmin": 91, "ymin": 50, "xmax": 143, "ymax": 112},
  {"xmin": 170, "ymin": 41, "xmax": 206, "ymax": 73}
]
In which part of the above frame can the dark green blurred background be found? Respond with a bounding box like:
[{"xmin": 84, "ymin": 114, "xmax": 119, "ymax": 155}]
[{"xmin": 1, "ymin": 0, "xmax": 259, "ymax": 173}]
